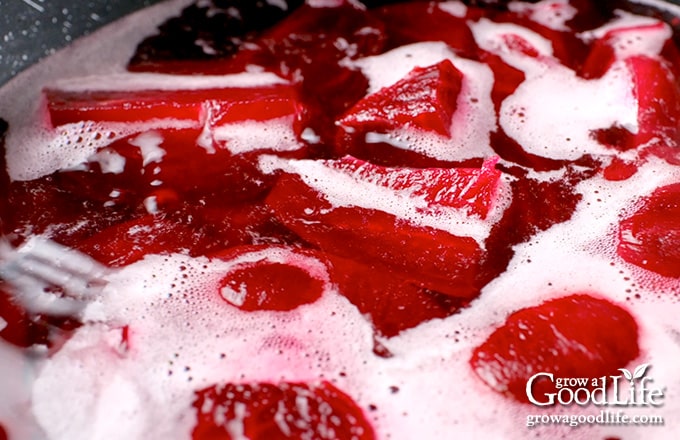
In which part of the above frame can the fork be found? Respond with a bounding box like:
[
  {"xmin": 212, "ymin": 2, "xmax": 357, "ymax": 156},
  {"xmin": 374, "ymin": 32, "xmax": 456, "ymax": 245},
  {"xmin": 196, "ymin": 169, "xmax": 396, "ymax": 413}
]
[{"xmin": 0, "ymin": 236, "xmax": 110, "ymax": 316}]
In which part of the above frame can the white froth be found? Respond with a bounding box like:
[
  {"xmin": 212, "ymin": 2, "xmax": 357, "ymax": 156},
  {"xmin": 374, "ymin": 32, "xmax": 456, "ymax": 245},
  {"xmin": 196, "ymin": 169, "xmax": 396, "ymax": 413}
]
[
  {"xmin": 33, "ymin": 253, "xmax": 377, "ymax": 439},
  {"xmin": 0, "ymin": 341, "xmax": 46, "ymax": 440},
  {"xmin": 355, "ymin": 41, "xmax": 464, "ymax": 93},
  {"xmin": 470, "ymin": 18, "xmax": 555, "ymax": 71},
  {"xmin": 472, "ymin": 17, "xmax": 625, "ymax": 159},
  {"xmin": 213, "ymin": 116, "xmax": 304, "ymax": 155},
  {"xmin": 365, "ymin": 132, "xmax": 412, "ymax": 150},
  {"xmin": 4, "ymin": 1, "xmax": 680, "ymax": 439},
  {"xmin": 49, "ymin": 72, "xmax": 286, "ymax": 93},
  {"xmin": 129, "ymin": 131, "xmax": 166, "ymax": 166},
  {"xmin": 8, "ymin": 88, "xmax": 300, "ymax": 180},
  {"xmin": 32, "ymin": 326, "xmax": 151, "ymax": 440},
  {"xmin": 438, "ymin": 1, "xmax": 468, "ymax": 18},
  {"xmin": 300, "ymin": 127, "xmax": 321, "ymax": 144},
  {"xmin": 508, "ymin": 0, "xmax": 578, "ymax": 31},
  {"xmin": 362, "ymin": 124, "xmax": 495, "ymax": 163},
  {"xmin": 88, "ymin": 149, "xmax": 127, "ymax": 174},
  {"xmin": 8, "ymin": 119, "xmax": 198, "ymax": 181},
  {"xmin": 143, "ymin": 196, "xmax": 159, "ymax": 215},
  {"xmin": 579, "ymin": 11, "xmax": 671, "ymax": 58},
  {"xmin": 500, "ymin": 61, "xmax": 637, "ymax": 160},
  {"xmin": 258, "ymin": 155, "xmax": 507, "ymax": 244},
  {"xmin": 350, "ymin": 42, "xmax": 496, "ymax": 161}
]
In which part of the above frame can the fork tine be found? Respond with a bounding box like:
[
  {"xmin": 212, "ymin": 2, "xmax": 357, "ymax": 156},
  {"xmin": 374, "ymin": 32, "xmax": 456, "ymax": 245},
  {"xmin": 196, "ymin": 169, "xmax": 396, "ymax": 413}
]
[
  {"xmin": 1, "ymin": 269, "xmax": 85, "ymax": 316},
  {"xmin": 10, "ymin": 256, "xmax": 104, "ymax": 300},
  {"xmin": 18, "ymin": 236, "xmax": 110, "ymax": 280},
  {"xmin": 0, "ymin": 236, "xmax": 109, "ymax": 315}
]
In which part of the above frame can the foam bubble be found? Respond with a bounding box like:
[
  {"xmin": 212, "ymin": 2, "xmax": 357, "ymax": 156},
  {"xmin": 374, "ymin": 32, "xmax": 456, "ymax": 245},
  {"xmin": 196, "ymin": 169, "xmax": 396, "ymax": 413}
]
[
  {"xmin": 508, "ymin": 0, "xmax": 578, "ymax": 31},
  {"xmin": 579, "ymin": 10, "xmax": 671, "ymax": 58},
  {"xmin": 438, "ymin": 1, "xmax": 468, "ymax": 18},
  {"xmin": 3, "ymin": 1, "xmax": 680, "ymax": 439},
  {"xmin": 500, "ymin": 61, "xmax": 636, "ymax": 160},
  {"xmin": 8, "ymin": 119, "xmax": 198, "ymax": 181},
  {"xmin": 213, "ymin": 116, "xmax": 304, "ymax": 155},
  {"xmin": 470, "ymin": 18, "xmax": 556, "ymax": 64},
  {"xmin": 129, "ymin": 131, "xmax": 166, "ymax": 167}
]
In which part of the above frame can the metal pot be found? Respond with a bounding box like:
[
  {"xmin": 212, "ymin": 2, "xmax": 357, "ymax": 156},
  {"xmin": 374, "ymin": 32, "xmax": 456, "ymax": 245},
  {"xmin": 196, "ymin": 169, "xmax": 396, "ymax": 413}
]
[
  {"xmin": 3, "ymin": 0, "xmax": 680, "ymax": 87},
  {"xmin": 0, "ymin": 0, "xmax": 164, "ymax": 86}
]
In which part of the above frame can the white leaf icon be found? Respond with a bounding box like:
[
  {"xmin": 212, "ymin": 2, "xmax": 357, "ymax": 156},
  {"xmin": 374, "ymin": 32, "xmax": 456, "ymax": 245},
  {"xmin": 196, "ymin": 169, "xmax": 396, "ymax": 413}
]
[
  {"xmin": 619, "ymin": 368, "xmax": 633, "ymax": 381},
  {"xmin": 633, "ymin": 363, "xmax": 650, "ymax": 379}
]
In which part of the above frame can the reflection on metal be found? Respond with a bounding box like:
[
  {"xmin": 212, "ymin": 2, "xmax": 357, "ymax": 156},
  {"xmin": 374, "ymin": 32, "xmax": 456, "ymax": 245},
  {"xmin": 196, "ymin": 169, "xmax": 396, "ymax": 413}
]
[{"xmin": 20, "ymin": 0, "xmax": 45, "ymax": 13}]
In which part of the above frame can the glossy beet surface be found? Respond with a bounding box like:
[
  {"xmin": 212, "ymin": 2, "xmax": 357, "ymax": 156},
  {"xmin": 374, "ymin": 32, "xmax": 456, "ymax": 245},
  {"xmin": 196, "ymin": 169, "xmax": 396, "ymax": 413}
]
[
  {"xmin": 470, "ymin": 294, "xmax": 640, "ymax": 404},
  {"xmin": 3, "ymin": 1, "xmax": 680, "ymax": 437}
]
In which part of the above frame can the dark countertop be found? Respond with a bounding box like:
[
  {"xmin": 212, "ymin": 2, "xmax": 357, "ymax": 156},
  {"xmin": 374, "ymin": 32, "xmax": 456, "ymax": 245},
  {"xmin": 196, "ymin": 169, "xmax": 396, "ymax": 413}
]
[{"xmin": 0, "ymin": 0, "xmax": 165, "ymax": 86}]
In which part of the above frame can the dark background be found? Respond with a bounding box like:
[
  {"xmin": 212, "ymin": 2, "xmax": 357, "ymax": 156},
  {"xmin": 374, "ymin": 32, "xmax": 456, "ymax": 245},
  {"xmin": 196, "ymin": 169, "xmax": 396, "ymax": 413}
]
[{"xmin": 0, "ymin": 0, "xmax": 165, "ymax": 86}]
